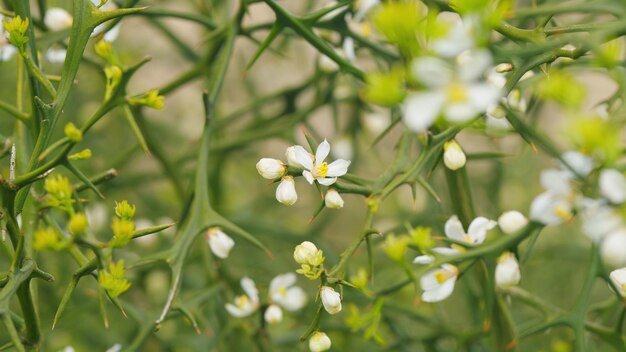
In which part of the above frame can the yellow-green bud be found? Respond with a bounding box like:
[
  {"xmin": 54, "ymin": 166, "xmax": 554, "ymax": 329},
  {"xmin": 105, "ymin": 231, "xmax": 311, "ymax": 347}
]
[
  {"xmin": 34, "ymin": 228, "xmax": 65, "ymax": 251},
  {"xmin": 64, "ymin": 122, "xmax": 82, "ymax": 142},
  {"xmin": 68, "ymin": 149, "xmax": 92, "ymax": 161},
  {"xmin": 2, "ymin": 16, "xmax": 29, "ymax": 47},
  {"xmin": 111, "ymin": 218, "xmax": 135, "ymax": 247},
  {"xmin": 411, "ymin": 226, "xmax": 434, "ymax": 251},
  {"xmin": 98, "ymin": 260, "xmax": 131, "ymax": 298},
  {"xmin": 115, "ymin": 200, "xmax": 135, "ymax": 220},
  {"xmin": 68, "ymin": 213, "xmax": 88, "ymax": 236},
  {"xmin": 384, "ymin": 234, "xmax": 409, "ymax": 262},
  {"xmin": 129, "ymin": 89, "xmax": 164, "ymax": 110},
  {"xmin": 44, "ymin": 174, "xmax": 73, "ymax": 200},
  {"xmin": 351, "ymin": 268, "xmax": 369, "ymax": 290},
  {"xmin": 361, "ymin": 68, "xmax": 406, "ymax": 107}
]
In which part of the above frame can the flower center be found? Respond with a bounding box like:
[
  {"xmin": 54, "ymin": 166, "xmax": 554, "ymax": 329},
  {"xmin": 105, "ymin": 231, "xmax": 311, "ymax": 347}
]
[
  {"xmin": 316, "ymin": 162, "xmax": 329, "ymax": 178},
  {"xmin": 278, "ymin": 287, "xmax": 288, "ymax": 296},
  {"xmin": 463, "ymin": 233, "xmax": 473, "ymax": 243},
  {"xmin": 447, "ymin": 82, "xmax": 468, "ymax": 103},
  {"xmin": 434, "ymin": 271, "xmax": 451, "ymax": 284},
  {"xmin": 554, "ymin": 206, "xmax": 571, "ymax": 221},
  {"xmin": 235, "ymin": 295, "xmax": 249, "ymax": 309}
]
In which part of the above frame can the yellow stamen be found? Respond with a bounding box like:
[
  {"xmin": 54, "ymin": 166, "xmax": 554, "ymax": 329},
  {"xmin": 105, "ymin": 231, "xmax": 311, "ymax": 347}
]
[
  {"xmin": 434, "ymin": 271, "xmax": 448, "ymax": 284},
  {"xmin": 361, "ymin": 22, "xmax": 371, "ymax": 37},
  {"xmin": 554, "ymin": 206, "xmax": 572, "ymax": 221},
  {"xmin": 236, "ymin": 295, "xmax": 249, "ymax": 308},
  {"xmin": 446, "ymin": 82, "xmax": 468, "ymax": 103},
  {"xmin": 463, "ymin": 234, "xmax": 473, "ymax": 243},
  {"xmin": 317, "ymin": 162, "xmax": 329, "ymax": 178},
  {"xmin": 278, "ymin": 287, "xmax": 287, "ymax": 296}
]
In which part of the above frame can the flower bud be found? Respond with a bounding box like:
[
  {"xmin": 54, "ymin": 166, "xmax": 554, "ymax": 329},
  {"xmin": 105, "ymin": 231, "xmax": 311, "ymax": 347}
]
[
  {"xmin": 324, "ymin": 189, "xmax": 344, "ymax": 209},
  {"xmin": 68, "ymin": 148, "xmax": 92, "ymax": 161},
  {"xmin": 309, "ymin": 331, "xmax": 332, "ymax": 352},
  {"xmin": 285, "ymin": 146, "xmax": 304, "ymax": 168},
  {"xmin": 64, "ymin": 122, "xmax": 82, "ymax": 142},
  {"xmin": 206, "ymin": 227, "xmax": 234, "ymax": 259},
  {"xmin": 609, "ymin": 268, "xmax": 626, "ymax": 297},
  {"xmin": 115, "ymin": 200, "xmax": 136, "ymax": 220},
  {"xmin": 495, "ymin": 252, "xmax": 521, "ymax": 288},
  {"xmin": 264, "ymin": 304, "xmax": 283, "ymax": 324},
  {"xmin": 351, "ymin": 268, "xmax": 369, "ymax": 290},
  {"xmin": 293, "ymin": 241, "xmax": 320, "ymax": 265},
  {"xmin": 68, "ymin": 213, "xmax": 88, "ymax": 236},
  {"xmin": 443, "ymin": 140, "xmax": 466, "ymax": 171},
  {"xmin": 111, "ymin": 218, "xmax": 135, "ymax": 247},
  {"xmin": 44, "ymin": 8, "xmax": 73, "ymax": 32},
  {"xmin": 600, "ymin": 230, "xmax": 626, "ymax": 268},
  {"xmin": 320, "ymin": 286, "xmax": 342, "ymax": 314},
  {"xmin": 498, "ymin": 211, "xmax": 528, "ymax": 235},
  {"xmin": 276, "ymin": 176, "xmax": 298, "ymax": 206},
  {"xmin": 384, "ymin": 234, "xmax": 408, "ymax": 262},
  {"xmin": 256, "ymin": 158, "xmax": 286, "ymax": 179}
]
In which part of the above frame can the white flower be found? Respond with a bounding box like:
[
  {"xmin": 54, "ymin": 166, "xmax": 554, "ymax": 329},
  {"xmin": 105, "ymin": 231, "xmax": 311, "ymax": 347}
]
[
  {"xmin": 293, "ymin": 140, "xmax": 351, "ymax": 186},
  {"xmin": 495, "ymin": 252, "xmax": 521, "ymax": 288},
  {"xmin": 445, "ymin": 215, "xmax": 497, "ymax": 245},
  {"xmin": 561, "ymin": 151, "xmax": 594, "ymax": 177},
  {"xmin": 264, "ymin": 304, "xmax": 283, "ymax": 324},
  {"xmin": 225, "ymin": 277, "xmax": 259, "ymax": 317},
  {"xmin": 309, "ymin": 331, "xmax": 332, "ymax": 352},
  {"xmin": 403, "ymin": 50, "xmax": 501, "ymax": 132},
  {"xmin": 256, "ymin": 158, "xmax": 286, "ymax": 179},
  {"xmin": 601, "ymin": 230, "xmax": 626, "ymax": 268},
  {"xmin": 609, "ymin": 268, "xmax": 626, "ymax": 297},
  {"xmin": 600, "ymin": 169, "xmax": 626, "ymax": 204},
  {"xmin": 431, "ymin": 13, "xmax": 478, "ymax": 58},
  {"xmin": 269, "ymin": 273, "xmax": 307, "ymax": 311},
  {"xmin": 413, "ymin": 247, "xmax": 460, "ymax": 265},
  {"xmin": 320, "ymin": 286, "xmax": 342, "ymax": 314},
  {"xmin": 206, "ymin": 227, "xmax": 234, "ymax": 259},
  {"xmin": 529, "ymin": 162, "xmax": 583, "ymax": 225},
  {"xmin": 581, "ymin": 201, "xmax": 622, "ymax": 242},
  {"xmin": 276, "ymin": 176, "xmax": 298, "ymax": 205},
  {"xmin": 294, "ymin": 241, "xmax": 321, "ymax": 265},
  {"xmin": 497, "ymin": 211, "xmax": 528, "ymax": 235},
  {"xmin": 443, "ymin": 140, "xmax": 466, "ymax": 170},
  {"xmin": 0, "ymin": 15, "xmax": 17, "ymax": 62},
  {"xmin": 44, "ymin": 8, "xmax": 73, "ymax": 31},
  {"xmin": 45, "ymin": 49, "xmax": 67, "ymax": 63},
  {"xmin": 420, "ymin": 264, "xmax": 459, "ymax": 302},
  {"xmin": 324, "ymin": 189, "xmax": 344, "ymax": 209}
]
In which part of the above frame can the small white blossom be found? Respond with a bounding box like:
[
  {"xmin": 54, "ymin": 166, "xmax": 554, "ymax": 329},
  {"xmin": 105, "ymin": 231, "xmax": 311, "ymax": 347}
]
[
  {"xmin": 225, "ymin": 277, "xmax": 259, "ymax": 317},
  {"xmin": 269, "ymin": 273, "xmax": 307, "ymax": 311},
  {"xmin": 581, "ymin": 201, "xmax": 622, "ymax": 242},
  {"xmin": 609, "ymin": 268, "xmax": 626, "ymax": 297},
  {"xmin": 206, "ymin": 227, "xmax": 234, "ymax": 259},
  {"xmin": 276, "ymin": 176, "xmax": 298, "ymax": 205},
  {"xmin": 495, "ymin": 252, "xmax": 521, "ymax": 288},
  {"xmin": 413, "ymin": 247, "xmax": 459, "ymax": 265},
  {"xmin": 294, "ymin": 241, "xmax": 321, "ymax": 265},
  {"xmin": 324, "ymin": 189, "xmax": 344, "ymax": 209},
  {"xmin": 309, "ymin": 331, "xmax": 332, "ymax": 352},
  {"xmin": 420, "ymin": 264, "xmax": 459, "ymax": 302},
  {"xmin": 293, "ymin": 139, "xmax": 351, "ymax": 186},
  {"xmin": 600, "ymin": 169, "xmax": 626, "ymax": 204},
  {"xmin": 443, "ymin": 140, "xmax": 466, "ymax": 170},
  {"xmin": 498, "ymin": 211, "xmax": 528, "ymax": 235},
  {"xmin": 445, "ymin": 215, "xmax": 497, "ymax": 245},
  {"xmin": 264, "ymin": 304, "xmax": 283, "ymax": 324},
  {"xmin": 403, "ymin": 50, "xmax": 501, "ymax": 132},
  {"xmin": 601, "ymin": 230, "xmax": 626, "ymax": 268},
  {"xmin": 320, "ymin": 286, "xmax": 342, "ymax": 314},
  {"xmin": 44, "ymin": 8, "xmax": 73, "ymax": 31},
  {"xmin": 45, "ymin": 49, "xmax": 67, "ymax": 63},
  {"xmin": 256, "ymin": 158, "xmax": 286, "ymax": 179}
]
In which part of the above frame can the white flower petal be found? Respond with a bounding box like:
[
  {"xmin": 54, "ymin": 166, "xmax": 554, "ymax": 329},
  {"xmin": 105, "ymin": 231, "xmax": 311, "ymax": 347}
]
[
  {"xmin": 294, "ymin": 145, "xmax": 314, "ymax": 170},
  {"xmin": 410, "ymin": 56, "xmax": 452, "ymax": 88},
  {"xmin": 326, "ymin": 159, "xmax": 350, "ymax": 177},
  {"xmin": 269, "ymin": 273, "xmax": 297, "ymax": 295},
  {"xmin": 303, "ymin": 170, "xmax": 315, "ymax": 184},
  {"xmin": 443, "ymin": 102, "xmax": 478, "ymax": 123},
  {"xmin": 402, "ymin": 91, "xmax": 445, "ymax": 132},
  {"xmin": 468, "ymin": 83, "xmax": 502, "ymax": 112},
  {"xmin": 317, "ymin": 177, "xmax": 337, "ymax": 186},
  {"xmin": 316, "ymin": 139, "xmax": 331, "ymax": 165},
  {"xmin": 279, "ymin": 286, "xmax": 307, "ymax": 311},
  {"xmin": 241, "ymin": 277, "xmax": 259, "ymax": 303},
  {"xmin": 600, "ymin": 169, "xmax": 626, "ymax": 204},
  {"xmin": 540, "ymin": 169, "xmax": 572, "ymax": 195},
  {"xmin": 421, "ymin": 275, "xmax": 456, "ymax": 302},
  {"xmin": 467, "ymin": 217, "xmax": 497, "ymax": 244},
  {"xmin": 561, "ymin": 151, "xmax": 594, "ymax": 177},
  {"xmin": 444, "ymin": 215, "xmax": 466, "ymax": 242},
  {"xmin": 413, "ymin": 255, "xmax": 434, "ymax": 264},
  {"xmin": 457, "ymin": 49, "xmax": 493, "ymax": 82}
]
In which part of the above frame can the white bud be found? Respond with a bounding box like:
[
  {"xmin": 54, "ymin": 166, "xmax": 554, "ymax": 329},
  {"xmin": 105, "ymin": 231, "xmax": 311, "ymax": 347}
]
[
  {"xmin": 498, "ymin": 211, "xmax": 528, "ymax": 235},
  {"xmin": 609, "ymin": 268, "xmax": 626, "ymax": 297},
  {"xmin": 309, "ymin": 331, "xmax": 332, "ymax": 352},
  {"xmin": 44, "ymin": 8, "xmax": 73, "ymax": 31},
  {"xmin": 495, "ymin": 252, "xmax": 521, "ymax": 288},
  {"xmin": 294, "ymin": 241, "xmax": 318, "ymax": 265},
  {"xmin": 256, "ymin": 158, "xmax": 286, "ymax": 179},
  {"xmin": 600, "ymin": 169, "xmax": 626, "ymax": 204},
  {"xmin": 285, "ymin": 146, "xmax": 304, "ymax": 168},
  {"xmin": 276, "ymin": 176, "xmax": 298, "ymax": 206},
  {"xmin": 264, "ymin": 304, "xmax": 283, "ymax": 324},
  {"xmin": 206, "ymin": 228, "xmax": 234, "ymax": 259},
  {"xmin": 443, "ymin": 140, "xmax": 466, "ymax": 171},
  {"xmin": 324, "ymin": 189, "xmax": 344, "ymax": 209},
  {"xmin": 320, "ymin": 286, "xmax": 342, "ymax": 314},
  {"xmin": 601, "ymin": 230, "xmax": 626, "ymax": 268}
]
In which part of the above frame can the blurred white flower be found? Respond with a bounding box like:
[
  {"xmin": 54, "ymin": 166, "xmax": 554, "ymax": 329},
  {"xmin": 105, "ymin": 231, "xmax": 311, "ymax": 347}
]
[
  {"xmin": 445, "ymin": 215, "xmax": 497, "ymax": 245},
  {"xmin": 256, "ymin": 158, "xmax": 286, "ymax": 179},
  {"xmin": 44, "ymin": 8, "xmax": 73, "ymax": 31},
  {"xmin": 324, "ymin": 189, "xmax": 344, "ymax": 209},
  {"xmin": 293, "ymin": 140, "xmax": 351, "ymax": 186},
  {"xmin": 561, "ymin": 151, "xmax": 594, "ymax": 177},
  {"xmin": 580, "ymin": 201, "xmax": 622, "ymax": 242},
  {"xmin": 264, "ymin": 304, "xmax": 283, "ymax": 324},
  {"xmin": 413, "ymin": 247, "xmax": 459, "ymax": 265},
  {"xmin": 443, "ymin": 140, "xmax": 466, "ymax": 170},
  {"xmin": 60, "ymin": 347, "xmax": 75, "ymax": 352},
  {"xmin": 225, "ymin": 277, "xmax": 259, "ymax": 317},
  {"xmin": 420, "ymin": 264, "xmax": 459, "ymax": 302},
  {"xmin": 403, "ymin": 50, "xmax": 501, "ymax": 132},
  {"xmin": 609, "ymin": 268, "xmax": 626, "ymax": 297},
  {"xmin": 276, "ymin": 176, "xmax": 298, "ymax": 205},
  {"xmin": 0, "ymin": 15, "xmax": 17, "ymax": 61},
  {"xmin": 320, "ymin": 286, "xmax": 342, "ymax": 314},
  {"xmin": 431, "ymin": 13, "xmax": 478, "ymax": 58},
  {"xmin": 206, "ymin": 227, "xmax": 234, "ymax": 259},
  {"xmin": 309, "ymin": 331, "xmax": 332, "ymax": 352},
  {"xmin": 495, "ymin": 252, "xmax": 521, "ymax": 288},
  {"xmin": 600, "ymin": 169, "xmax": 626, "ymax": 204},
  {"xmin": 600, "ymin": 229, "xmax": 626, "ymax": 268},
  {"xmin": 45, "ymin": 48, "xmax": 67, "ymax": 63},
  {"xmin": 269, "ymin": 273, "xmax": 307, "ymax": 311},
  {"xmin": 331, "ymin": 136, "xmax": 353, "ymax": 161},
  {"xmin": 497, "ymin": 211, "xmax": 528, "ymax": 235},
  {"xmin": 362, "ymin": 109, "xmax": 390, "ymax": 135}
]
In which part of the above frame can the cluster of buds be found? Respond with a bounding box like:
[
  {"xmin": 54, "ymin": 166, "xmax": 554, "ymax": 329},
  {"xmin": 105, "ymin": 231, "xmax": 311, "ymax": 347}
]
[
  {"xmin": 2, "ymin": 16, "xmax": 29, "ymax": 49},
  {"xmin": 294, "ymin": 241, "xmax": 325, "ymax": 280},
  {"xmin": 43, "ymin": 174, "xmax": 74, "ymax": 210},
  {"xmin": 257, "ymin": 139, "xmax": 350, "ymax": 208},
  {"xmin": 98, "ymin": 260, "xmax": 132, "ymax": 298},
  {"xmin": 110, "ymin": 200, "xmax": 136, "ymax": 247},
  {"xmin": 128, "ymin": 89, "xmax": 165, "ymax": 110}
]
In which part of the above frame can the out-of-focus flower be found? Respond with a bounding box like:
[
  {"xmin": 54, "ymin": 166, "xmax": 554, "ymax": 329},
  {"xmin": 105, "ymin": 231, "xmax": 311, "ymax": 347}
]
[
  {"xmin": 309, "ymin": 331, "xmax": 332, "ymax": 352},
  {"xmin": 444, "ymin": 215, "xmax": 497, "ymax": 245},
  {"xmin": 44, "ymin": 8, "xmax": 73, "ymax": 31},
  {"xmin": 601, "ymin": 230, "xmax": 626, "ymax": 268},
  {"xmin": 430, "ymin": 13, "xmax": 478, "ymax": 58},
  {"xmin": 269, "ymin": 273, "xmax": 307, "ymax": 311},
  {"xmin": 420, "ymin": 264, "xmax": 459, "ymax": 302},
  {"xmin": 225, "ymin": 277, "xmax": 259, "ymax": 317},
  {"xmin": 206, "ymin": 227, "xmax": 234, "ymax": 259},
  {"xmin": 264, "ymin": 304, "xmax": 283, "ymax": 324},
  {"xmin": 609, "ymin": 268, "xmax": 626, "ymax": 297},
  {"xmin": 495, "ymin": 252, "xmax": 521, "ymax": 288},
  {"xmin": 498, "ymin": 211, "xmax": 528, "ymax": 235},
  {"xmin": 45, "ymin": 48, "xmax": 67, "ymax": 63},
  {"xmin": 600, "ymin": 169, "xmax": 626, "ymax": 204},
  {"xmin": 320, "ymin": 286, "xmax": 342, "ymax": 314}
]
